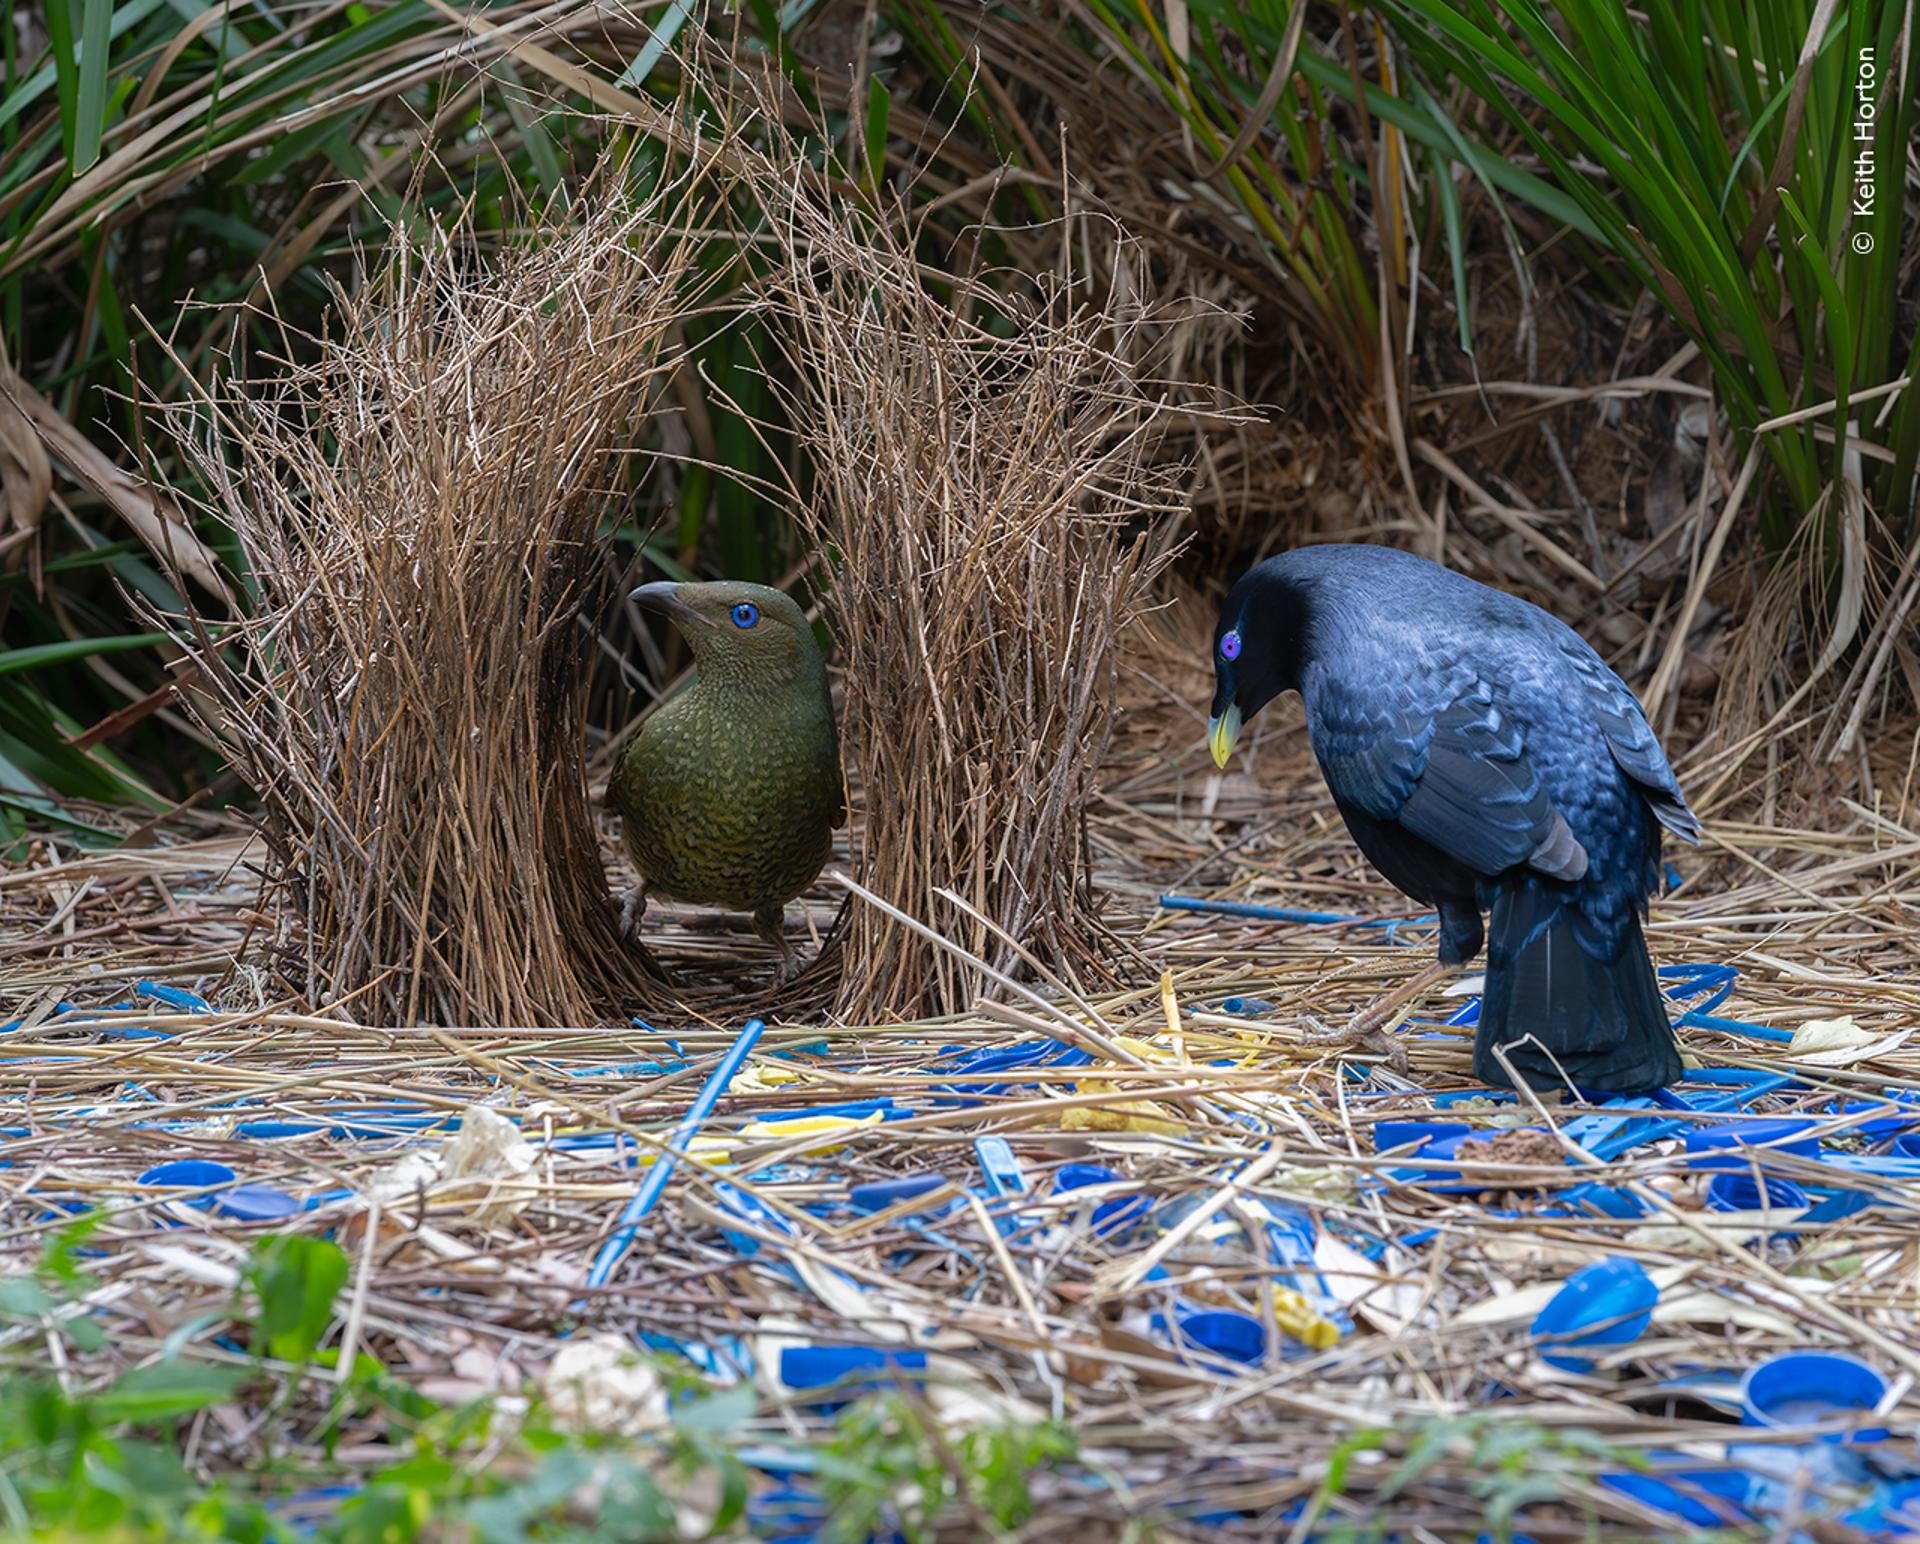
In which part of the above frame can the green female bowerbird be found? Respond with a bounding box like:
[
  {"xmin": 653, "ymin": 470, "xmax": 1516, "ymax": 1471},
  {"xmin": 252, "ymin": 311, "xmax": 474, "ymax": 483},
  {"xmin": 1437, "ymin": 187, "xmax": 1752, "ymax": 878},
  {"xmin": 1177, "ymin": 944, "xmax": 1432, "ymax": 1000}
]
[{"xmin": 611, "ymin": 581, "xmax": 843, "ymax": 983}]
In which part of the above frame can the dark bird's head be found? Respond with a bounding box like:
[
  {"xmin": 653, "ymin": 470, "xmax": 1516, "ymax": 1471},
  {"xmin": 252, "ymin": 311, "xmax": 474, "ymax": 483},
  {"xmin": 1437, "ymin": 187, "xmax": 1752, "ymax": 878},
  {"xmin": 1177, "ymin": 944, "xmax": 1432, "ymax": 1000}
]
[
  {"xmin": 1209, "ymin": 559, "xmax": 1314, "ymax": 768},
  {"xmin": 629, "ymin": 580, "xmax": 824, "ymax": 690}
]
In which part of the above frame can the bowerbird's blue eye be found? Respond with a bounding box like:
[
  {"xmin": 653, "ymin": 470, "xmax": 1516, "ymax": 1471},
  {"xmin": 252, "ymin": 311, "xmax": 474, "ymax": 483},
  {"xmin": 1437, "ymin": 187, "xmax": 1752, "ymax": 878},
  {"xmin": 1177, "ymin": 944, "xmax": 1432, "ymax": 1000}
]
[
  {"xmin": 1219, "ymin": 629, "xmax": 1241, "ymax": 662},
  {"xmin": 731, "ymin": 602, "xmax": 759, "ymax": 629}
]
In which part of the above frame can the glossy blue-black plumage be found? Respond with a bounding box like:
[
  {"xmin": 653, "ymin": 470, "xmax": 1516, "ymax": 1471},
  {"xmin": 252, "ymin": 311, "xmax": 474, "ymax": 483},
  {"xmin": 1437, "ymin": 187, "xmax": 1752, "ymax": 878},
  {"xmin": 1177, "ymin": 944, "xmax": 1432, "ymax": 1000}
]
[{"xmin": 1212, "ymin": 544, "xmax": 1699, "ymax": 1094}]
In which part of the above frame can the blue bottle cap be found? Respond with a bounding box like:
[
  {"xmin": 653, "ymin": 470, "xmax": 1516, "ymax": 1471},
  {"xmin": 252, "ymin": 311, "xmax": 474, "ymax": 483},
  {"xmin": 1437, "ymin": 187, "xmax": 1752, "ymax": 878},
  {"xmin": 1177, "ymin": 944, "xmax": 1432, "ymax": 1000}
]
[
  {"xmin": 1740, "ymin": 1351, "xmax": 1889, "ymax": 1442},
  {"xmin": 1703, "ymin": 1171, "xmax": 1811, "ymax": 1215},
  {"xmin": 137, "ymin": 1160, "xmax": 236, "ymax": 1189},
  {"xmin": 1530, "ymin": 1258, "xmax": 1657, "ymax": 1372},
  {"xmin": 213, "ymin": 1185, "xmax": 302, "ymax": 1222}
]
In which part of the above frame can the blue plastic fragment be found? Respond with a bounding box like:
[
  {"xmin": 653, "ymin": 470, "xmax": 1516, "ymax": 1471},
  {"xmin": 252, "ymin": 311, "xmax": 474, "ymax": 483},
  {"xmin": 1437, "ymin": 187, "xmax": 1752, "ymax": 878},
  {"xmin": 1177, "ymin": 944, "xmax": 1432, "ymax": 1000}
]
[
  {"xmin": 1819, "ymin": 1151, "xmax": 1920, "ymax": 1181},
  {"xmin": 1531, "ymin": 1257, "xmax": 1657, "ymax": 1372},
  {"xmin": 1166, "ymin": 1308, "xmax": 1265, "ymax": 1366},
  {"xmin": 779, "ymin": 1345, "xmax": 926, "ymax": 1397},
  {"xmin": 1677, "ymin": 1010, "xmax": 1796, "ymax": 1043},
  {"xmin": 1558, "ymin": 1182, "xmax": 1648, "ymax": 1220},
  {"xmin": 1599, "ymin": 1454, "xmax": 1752, "ymax": 1526},
  {"xmin": 559, "ymin": 1060, "xmax": 684, "ymax": 1079},
  {"xmin": 1685, "ymin": 1119, "xmax": 1820, "ymax": 1171},
  {"xmin": 1847, "ymin": 1479, "xmax": 1920, "ymax": 1538},
  {"xmin": 1562, "ymin": 1073, "xmax": 1795, "ymax": 1164},
  {"xmin": 233, "ymin": 1120, "xmax": 326, "ymax": 1139},
  {"xmin": 583, "ymin": 1018, "xmax": 765, "ymax": 1291},
  {"xmin": 1051, "ymin": 1163, "xmax": 1149, "ymax": 1236},
  {"xmin": 630, "ymin": 1018, "xmax": 684, "ymax": 1058},
  {"xmin": 931, "ymin": 1038, "xmax": 1093, "ymax": 1099},
  {"xmin": 1159, "ymin": 894, "xmax": 1357, "ymax": 925},
  {"xmin": 212, "ymin": 1185, "xmax": 302, "ymax": 1222},
  {"xmin": 849, "ymin": 1173, "xmax": 948, "ymax": 1214},
  {"xmin": 974, "ymin": 1136, "xmax": 1027, "ymax": 1203},
  {"xmin": 1374, "ymin": 1119, "xmax": 1471, "ymax": 1153},
  {"xmin": 1741, "ymin": 1351, "xmax": 1889, "ymax": 1443},
  {"xmin": 134, "ymin": 981, "xmax": 213, "ymax": 1013},
  {"xmin": 1832, "ymin": 1091, "xmax": 1918, "ymax": 1137}
]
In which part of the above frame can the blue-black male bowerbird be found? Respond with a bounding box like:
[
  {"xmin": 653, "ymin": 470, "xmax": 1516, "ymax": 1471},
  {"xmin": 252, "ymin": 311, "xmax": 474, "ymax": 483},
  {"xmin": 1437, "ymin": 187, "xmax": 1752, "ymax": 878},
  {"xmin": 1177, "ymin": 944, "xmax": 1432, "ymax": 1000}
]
[{"xmin": 1208, "ymin": 544, "xmax": 1699, "ymax": 1094}]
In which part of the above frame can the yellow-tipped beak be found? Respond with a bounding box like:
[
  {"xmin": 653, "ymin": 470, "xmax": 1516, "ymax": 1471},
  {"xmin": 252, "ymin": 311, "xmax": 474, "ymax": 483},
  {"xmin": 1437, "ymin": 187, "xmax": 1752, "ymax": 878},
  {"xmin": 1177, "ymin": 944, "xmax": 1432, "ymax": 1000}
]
[{"xmin": 1208, "ymin": 705, "xmax": 1242, "ymax": 769}]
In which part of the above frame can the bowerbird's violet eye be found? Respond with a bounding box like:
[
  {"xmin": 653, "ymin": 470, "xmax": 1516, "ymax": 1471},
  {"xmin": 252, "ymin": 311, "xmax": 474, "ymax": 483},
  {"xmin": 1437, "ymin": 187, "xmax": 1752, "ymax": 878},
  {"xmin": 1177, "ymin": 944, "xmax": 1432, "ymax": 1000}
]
[
  {"xmin": 1219, "ymin": 629, "xmax": 1241, "ymax": 662},
  {"xmin": 731, "ymin": 602, "xmax": 759, "ymax": 629}
]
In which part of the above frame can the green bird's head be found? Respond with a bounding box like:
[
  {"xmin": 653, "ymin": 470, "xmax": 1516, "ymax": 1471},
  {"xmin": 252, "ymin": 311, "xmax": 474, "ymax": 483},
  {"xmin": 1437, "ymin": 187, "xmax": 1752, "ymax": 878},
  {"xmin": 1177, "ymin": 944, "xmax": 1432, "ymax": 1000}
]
[{"xmin": 629, "ymin": 580, "xmax": 825, "ymax": 689}]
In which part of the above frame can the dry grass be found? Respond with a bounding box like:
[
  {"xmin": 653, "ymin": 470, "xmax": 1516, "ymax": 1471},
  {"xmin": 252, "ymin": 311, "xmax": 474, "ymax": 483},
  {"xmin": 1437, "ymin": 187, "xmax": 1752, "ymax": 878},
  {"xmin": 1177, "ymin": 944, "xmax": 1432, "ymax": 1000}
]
[
  {"xmin": 3, "ymin": 607, "xmax": 1919, "ymax": 1535},
  {"xmin": 145, "ymin": 149, "xmax": 718, "ymax": 1027},
  {"xmin": 743, "ymin": 104, "xmax": 1203, "ymax": 1020}
]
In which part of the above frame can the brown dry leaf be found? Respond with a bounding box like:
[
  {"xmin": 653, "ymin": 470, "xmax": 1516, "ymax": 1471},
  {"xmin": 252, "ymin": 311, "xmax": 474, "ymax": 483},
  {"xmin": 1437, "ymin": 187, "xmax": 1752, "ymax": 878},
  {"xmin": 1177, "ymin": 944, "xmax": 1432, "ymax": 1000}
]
[
  {"xmin": 0, "ymin": 365, "xmax": 51, "ymax": 562},
  {"xmin": 4, "ymin": 368, "xmax": 228, "ymax": 602}
]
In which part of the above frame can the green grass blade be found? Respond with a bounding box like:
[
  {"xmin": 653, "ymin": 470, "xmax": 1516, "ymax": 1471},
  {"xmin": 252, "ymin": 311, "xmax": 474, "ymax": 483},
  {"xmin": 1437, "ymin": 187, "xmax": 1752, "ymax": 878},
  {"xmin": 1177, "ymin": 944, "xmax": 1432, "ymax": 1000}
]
[
  {"xmin": 71, "ymin": 0, "xmax": 114, "ymax": 173},
  {"xmin": 864, "ymin": 75, "xmax": 891, "ymax": 188}
]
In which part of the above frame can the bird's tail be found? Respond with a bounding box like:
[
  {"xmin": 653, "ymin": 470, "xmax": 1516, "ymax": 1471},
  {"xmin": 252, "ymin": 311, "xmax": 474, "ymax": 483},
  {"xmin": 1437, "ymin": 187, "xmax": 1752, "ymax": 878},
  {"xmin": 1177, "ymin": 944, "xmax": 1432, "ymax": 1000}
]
[{"xmin": 1474, "ymin": 874, "xmax": 1680, "ymax": 1095}]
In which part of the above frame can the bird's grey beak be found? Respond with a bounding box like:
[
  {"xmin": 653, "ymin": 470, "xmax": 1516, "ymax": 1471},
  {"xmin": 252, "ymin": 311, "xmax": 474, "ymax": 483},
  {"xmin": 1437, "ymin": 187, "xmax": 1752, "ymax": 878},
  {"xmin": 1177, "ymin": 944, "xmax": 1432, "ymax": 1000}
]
[
  {"xmin": 1208, "ymin": 705, "xmax": 1242, "ymax": 769},
  {"xmin": 628, "ymin": 580, "xmax": 706, "ymax": 629}
]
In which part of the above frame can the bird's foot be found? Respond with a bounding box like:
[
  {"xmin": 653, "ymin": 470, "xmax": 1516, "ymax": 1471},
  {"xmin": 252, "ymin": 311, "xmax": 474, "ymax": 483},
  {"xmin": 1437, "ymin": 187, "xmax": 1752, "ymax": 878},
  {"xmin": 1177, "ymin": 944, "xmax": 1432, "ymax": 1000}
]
[
  {"xmin": 1302, "ymin": 1013, "xmax": 1411, "ymax": 1074},
  {"xmin": 755, "ymin": 905, "xmax": 801, "ymax": 989},
  {"xmin": 618, "ymin": 883, "xmax": 649, "ymax": 941}
]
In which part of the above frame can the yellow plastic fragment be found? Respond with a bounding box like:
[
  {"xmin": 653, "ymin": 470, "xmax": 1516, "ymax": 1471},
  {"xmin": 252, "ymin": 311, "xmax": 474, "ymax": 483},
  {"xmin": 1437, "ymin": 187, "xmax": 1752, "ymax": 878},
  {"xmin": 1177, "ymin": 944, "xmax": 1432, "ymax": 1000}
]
[
  {"xmin": 738, "ymin": 1111, "xmax": 885, "ymax": 1145},
  {"xmin": 630, "ymin": 1136, "xmax": 736, "ymax": 1168},
  {"xmin": 730, "ymin": 1066, "xmax": 801, "ymax": 1094},
  {"xmin": 1271, "ymin": 1285, "xmax": 1341, "ymax": 1350}
]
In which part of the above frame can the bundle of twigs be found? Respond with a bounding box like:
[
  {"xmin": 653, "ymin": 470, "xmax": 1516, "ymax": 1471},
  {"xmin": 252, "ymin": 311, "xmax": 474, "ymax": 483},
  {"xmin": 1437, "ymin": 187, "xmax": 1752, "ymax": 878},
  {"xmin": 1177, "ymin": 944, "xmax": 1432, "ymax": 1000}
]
[
  {"xmin": 748, "ymin": 131, "xmax": 1192, "ymax": 1018},
  {"xmin": 153, "ymin": 151, "xmax": 714, "ymax": 1025}
]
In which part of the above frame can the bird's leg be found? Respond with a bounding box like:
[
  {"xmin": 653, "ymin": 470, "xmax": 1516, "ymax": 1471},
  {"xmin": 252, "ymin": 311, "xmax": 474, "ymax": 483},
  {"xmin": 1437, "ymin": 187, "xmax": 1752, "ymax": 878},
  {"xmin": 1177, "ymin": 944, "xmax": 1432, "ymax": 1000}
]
[
  {"xmin": 1304, "ymin": 958, "xmax": 1456, "ymax": 1072},
  {"xmin": 755, "ymin": 903, "xmax": 799, "ymax": 987},
  {"xmin": 618, "ymin": 881, "xmax": 649, "ymax": 941}
]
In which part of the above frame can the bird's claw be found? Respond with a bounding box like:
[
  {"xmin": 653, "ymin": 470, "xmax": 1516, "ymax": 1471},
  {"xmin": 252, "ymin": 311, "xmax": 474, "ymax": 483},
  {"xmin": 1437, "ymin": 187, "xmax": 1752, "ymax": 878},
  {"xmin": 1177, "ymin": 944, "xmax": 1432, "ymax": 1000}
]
[
  {"xmin": 755, "ymin": 907, "xmax": 801, "ymax": 990},
  {"xmin": 618, "ymin": 884, "xmax": 648, "ymax": 941}
]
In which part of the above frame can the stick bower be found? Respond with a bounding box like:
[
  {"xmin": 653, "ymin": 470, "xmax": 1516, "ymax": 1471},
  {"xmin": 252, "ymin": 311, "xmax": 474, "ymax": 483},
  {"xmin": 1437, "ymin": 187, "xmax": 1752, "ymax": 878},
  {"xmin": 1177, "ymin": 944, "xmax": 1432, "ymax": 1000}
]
[
  {"xmin": 157, "ymin": 159, "xmax": 711, "ymax": 1026},
  {"xmin": 755, "ymin": 159, "xmax": 1190, "ymax": 1020}
]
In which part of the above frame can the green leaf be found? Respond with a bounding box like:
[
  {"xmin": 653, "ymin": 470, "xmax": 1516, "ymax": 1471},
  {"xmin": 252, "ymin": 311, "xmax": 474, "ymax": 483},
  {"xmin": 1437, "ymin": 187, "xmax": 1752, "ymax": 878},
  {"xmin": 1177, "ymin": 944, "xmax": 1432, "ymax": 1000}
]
[
  {"xmin": 671, "ymin": 1383, "xmax": 756, "ymax": 1436},
  {"xmin": 71, "ymin": 0, "xmax": 114, "ymax": 173},
  {"xmin": 0, "ymin": 1276, "xmax": 59, "ymax": 1320},
  {"xmin": 246, "ymin": 1235, "xmax": 350, "ymax": 1365},
  {"xmin": 92, "ymin": 1360, "xmax": 247, "ymax": 1423},
  {"xmin": 0, "ymin": 632, "xmax": 171, "ymax": 678},
  {"xmin": 864, "ymin": 76, "xmax": 891, "ymax": 189},
  {"xmin": 42, "ymin": 0, "xmax": 80, "ymax": 169}
]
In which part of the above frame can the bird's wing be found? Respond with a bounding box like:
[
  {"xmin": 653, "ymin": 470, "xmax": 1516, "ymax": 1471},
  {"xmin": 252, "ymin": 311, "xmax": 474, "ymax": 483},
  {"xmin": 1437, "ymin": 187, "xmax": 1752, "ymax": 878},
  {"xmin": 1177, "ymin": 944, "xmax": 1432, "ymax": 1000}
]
[
  {"xmin": 1555, "ymin": 639, "xmax": 1700, "ymax": 844},
  {"xmin": 1308, "ymin": 660, "xmax": 1586, "ymax": 881}
]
